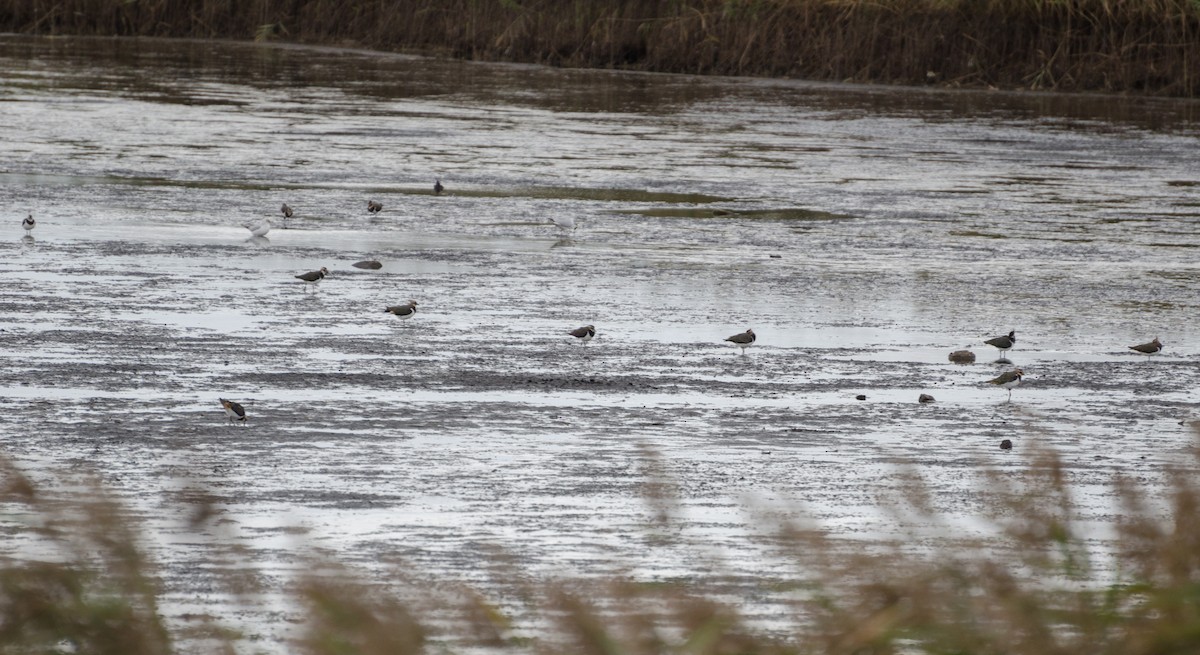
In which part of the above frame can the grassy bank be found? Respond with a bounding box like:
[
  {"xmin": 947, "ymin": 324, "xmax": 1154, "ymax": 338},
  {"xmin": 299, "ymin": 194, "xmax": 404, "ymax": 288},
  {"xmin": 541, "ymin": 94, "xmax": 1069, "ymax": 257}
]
[
  {"xmin": 4, "ymin": 441, "xmax": 1200, "ymax": 653},
  {"xmin": 1, "ymin": 0, "xmax": 1198, "ymax": 96}
]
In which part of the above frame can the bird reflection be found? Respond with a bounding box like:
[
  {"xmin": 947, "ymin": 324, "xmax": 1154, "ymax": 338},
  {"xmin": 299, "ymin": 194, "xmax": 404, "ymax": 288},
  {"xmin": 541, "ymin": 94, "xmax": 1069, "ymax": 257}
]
[{"xmin": 246, "ymin": 235, "xmax": 271, "ymax": 248}]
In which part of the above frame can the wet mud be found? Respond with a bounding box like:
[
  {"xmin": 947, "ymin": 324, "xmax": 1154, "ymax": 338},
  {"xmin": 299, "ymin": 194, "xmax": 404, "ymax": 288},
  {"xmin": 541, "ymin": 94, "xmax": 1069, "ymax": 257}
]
[{"xmin": 2, "ymin": 35, "xmax": 1200, "ymax": 652}]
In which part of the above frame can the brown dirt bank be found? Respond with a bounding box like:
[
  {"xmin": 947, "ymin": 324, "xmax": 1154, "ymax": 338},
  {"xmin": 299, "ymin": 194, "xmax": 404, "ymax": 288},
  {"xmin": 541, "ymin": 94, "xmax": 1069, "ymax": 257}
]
[{"xmin": 3, "ymin": 0, "xmax": 1199, "ymax": 97}]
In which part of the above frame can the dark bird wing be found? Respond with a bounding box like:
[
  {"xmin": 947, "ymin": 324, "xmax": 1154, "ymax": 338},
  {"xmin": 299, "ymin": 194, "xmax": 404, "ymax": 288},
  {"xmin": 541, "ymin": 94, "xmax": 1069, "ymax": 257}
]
[{"xmin": 988, "ymin": 371, "xmax": 1021, "ymax": 385}]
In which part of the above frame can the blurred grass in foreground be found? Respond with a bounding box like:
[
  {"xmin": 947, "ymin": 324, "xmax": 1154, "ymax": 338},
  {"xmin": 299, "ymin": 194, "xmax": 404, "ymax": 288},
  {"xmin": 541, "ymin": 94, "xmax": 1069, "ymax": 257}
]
[{"xmin": 2, "ymin": 434, "xmax": 1200, "ymax": 654}]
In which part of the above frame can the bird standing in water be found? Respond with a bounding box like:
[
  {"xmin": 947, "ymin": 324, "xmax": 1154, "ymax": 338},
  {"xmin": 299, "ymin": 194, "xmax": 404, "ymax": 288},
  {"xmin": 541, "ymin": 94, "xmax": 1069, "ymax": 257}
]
[
  {"xmin": 1129, "ymin": 337, "xmax": 1162, "ymax": 354},
  {"xmin": 219, "ymin": 398, "xmax": 247, "ymax": 425},
  {"xmin": 985, "ymin": 330, "xmax": 1016, "ymax": 358},
  {"xmin": 569, "ymin": 325, "xmax": 595, "ymax": 343},
  {"xmin": 295, "ymin": 267, "xmax": 329, "ymax": 292},
  {"xmin": 725, "ymin": 329, "xmax": 756, "ymax": 354},
  {"xmin": 21, "ymin": 215, "xmax": 35, "ymax": 232},
  {"xmin": 384, "ymin": 300, "xmax": 418, "ymax": 321},
  {"xmin": 988, "ymin": 369, "xmax": 1024, "ymax": 401}
]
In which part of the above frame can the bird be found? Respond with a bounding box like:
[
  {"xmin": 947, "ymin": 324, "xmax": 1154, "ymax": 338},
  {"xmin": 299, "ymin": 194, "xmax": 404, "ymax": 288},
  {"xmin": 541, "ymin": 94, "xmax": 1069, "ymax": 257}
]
[
  {"xmin": 367, "ymin": 200, "xmax": 383, "ymax": 214},
  {"xmin": 985, "ymin": 330, "xmax": 1016, "ymax": 357},
  {"xmin": 384, "ymin": 300, "xmax": 418, "ymax": 320},
  {"xmin": 244, "ymin": 218, "xmax": 272, "ymax": 237},
  {"xmin": 295, "ymin": 266, "xmax": 329, "ymax": 291},
  {"xmin": 725, "ymin": 329, "xmax": 756, "ymax": 354},
  {"xmin": 352, "ymin": 260, "xmax": 383, "ymax": 270},
  {"xmin": 569, "ymin": 325, "xmax": 595, "ymax": 343},
  {"xmin": 988, "ymin": 368, "xmax": 1024, "ymax": 401},
  {"xmin": 21, "ymin": 214, "xmax": 34, "ymax": 232},
  {"xmin": 219, "ymin": 398, "xmax": 247, "ymax": 425},
  {"xmin": 281, "ymin": 203, "xmax": 293, "ymax": 219},
  {"xmin": 434, "ymin": 179, "xmax": 444, "ymax": 195},
  {"xmin": 548, "ymin": 215, "xmax": 576, "ymax": 233},
  {"xmin": 1129, "ymin": 337, "xmax": 1162, "ymax": 354}
]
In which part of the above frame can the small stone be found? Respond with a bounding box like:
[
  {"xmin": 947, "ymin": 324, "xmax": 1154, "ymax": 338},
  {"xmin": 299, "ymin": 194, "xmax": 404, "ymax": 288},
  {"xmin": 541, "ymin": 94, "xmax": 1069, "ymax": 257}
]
[
  {"xmin": 949, "ymin": 350, "xmax": 976, "ymax": 364},
  {"xmin": 856, "ymin": 394, "xmax": 867, "ymax": 401},
  {"xmin": 1000, "ymin": 439, "xmax": 1013, "ymax": 451},
  {"xmin": 918, "ymin": 394, "xmax": 935, "ymax": 403},
  {"xmin": 352, "ymin": 260, "xmax": 383, "ymax": 270}
]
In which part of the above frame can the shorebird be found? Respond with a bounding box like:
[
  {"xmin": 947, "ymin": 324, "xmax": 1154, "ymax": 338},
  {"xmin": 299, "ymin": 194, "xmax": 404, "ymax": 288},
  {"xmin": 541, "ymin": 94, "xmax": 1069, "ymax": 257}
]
[
  {"xmin": 352, "ymin": 260, "xmax": 383, "ymax": 270},
  {"xmin": 219, "ymin": 398, "xmax": 247, "ymax": 425},
  {"xmin": 385, "ymin": 300, "xmax": 418, "ymax": 321},
  {"xmin": 244, "ymin": 218, "xmax": 272, "ymax": 237},
  {"xmin": 367, "ymin": 200, "xmax": 383, "ymax": 214},
  {"xmin": 988, "ymin": 368, "xmax": 1024, "ymax": 401},
  {"xmin": 434, "ymin": 179, "xmax": 444, "ymax": 195},
  {"xmin": 295, "ymin": 266, "xmax": 329, "ymax": 291},
  {"xmin": 548, "ymin": 215, "xmax": 576, "ymax": 233},
  {"xmin": 725, "ymin": 328, "xmax": 756, "ymax": 354},
  {"xmin": 985, "ymin": 330, "xmax": 1016, "ymax": 357},
  {"xmin": 281, "ymin": 203, "xmax": 294, "ymax": 219},
  {"xmin": 569, "ymin": 325, "xmax": 595, "ymax": 343},
  {"xmin": 21, "ymin": 214, "xmax": 34, "ymax": 232},
  {"xmin": 1129, "ymin": 337, "xmax": 1162, "ymax": 354}
]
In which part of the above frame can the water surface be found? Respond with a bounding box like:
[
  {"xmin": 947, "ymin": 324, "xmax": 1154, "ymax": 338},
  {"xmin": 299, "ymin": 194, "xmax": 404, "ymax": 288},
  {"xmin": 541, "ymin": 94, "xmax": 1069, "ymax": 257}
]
[{"xmin": 2, "ymin": 35, "xmax": 1200, "ymax": 653}]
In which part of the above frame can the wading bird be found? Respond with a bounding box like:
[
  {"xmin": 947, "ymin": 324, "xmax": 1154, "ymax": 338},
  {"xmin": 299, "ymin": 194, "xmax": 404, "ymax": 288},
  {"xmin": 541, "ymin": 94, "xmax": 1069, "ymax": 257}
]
[
  {"xmin": 219, "ymin": 398, "xmax": 247, "ymax": 425},
  {"xmin": 295, "ymin": 266, "xmax": 329, "ymax": 292},
  {"xmin": 244, "ymin": 218, "xmax": 272, "ymax": 238},
  {"xmin": 569, "ymin": 325, "xmax": 595, "ymax": 343},
  {"xmin": 384, "ymin": 300, "xmax": 418, "ymax": 320},
  {"xmin": 725, "ymin": 329, "xmax": 756, "ymax": 354},
  {"xmin": 985, "ymin": 330, "xmax": 1016, "ymax": 357},
  {"xmin": 1129, "ymin": 337, "xmax": 1162, "ymax": 354},
  {"xmin": 988, "ymin": 368, "xmax": 1024, "ymax": 401}
]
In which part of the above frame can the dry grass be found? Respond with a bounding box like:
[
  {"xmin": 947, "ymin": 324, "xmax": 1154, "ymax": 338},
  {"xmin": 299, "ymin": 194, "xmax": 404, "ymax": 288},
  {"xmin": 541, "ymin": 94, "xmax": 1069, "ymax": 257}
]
[
  {"xmin": 0, "ymin": 0, "xmax": 1197, "ymax": 95},
  {"xmin": 2, "ymin": 437, "xmax": 1200, "ymax": 653}
]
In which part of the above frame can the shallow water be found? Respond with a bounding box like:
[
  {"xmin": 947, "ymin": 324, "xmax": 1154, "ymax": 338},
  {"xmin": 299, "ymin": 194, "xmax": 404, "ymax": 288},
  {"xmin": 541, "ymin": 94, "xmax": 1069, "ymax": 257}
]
[{"xmin": 2, "ymin": 35, "xmax": 1200, "ymax": 652}]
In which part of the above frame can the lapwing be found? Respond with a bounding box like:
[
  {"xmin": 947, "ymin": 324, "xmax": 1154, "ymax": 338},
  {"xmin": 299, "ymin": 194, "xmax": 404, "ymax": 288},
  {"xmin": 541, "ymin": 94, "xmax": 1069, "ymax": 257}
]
[
  {"xmin": 434, "ymin": 179, "xmax": 444, "ymax": 195},
  {"xmin": 384, "ymin": 300, "xmax": 418, "ymax": 320},
  {"xmin": 219, "ymin": 398, "xmax": 247, "ymax": 425},
  {"xmin": 352, "ymin": 260, "xmax": 383, "ymax": 270},
  {"xmin": 244, "ymin": 218, "xmax": 272, "ymax": 238},
  {"xmin": 295, "ymin": 266, "xmax": 329, "ymax": 291},
  {"xmin": 367, "ymin": 200, "xmax": 383, "ymax": 214},
  {"xmin": 21, "ymin": 214, "xmax": 34, "ymax": 232},
  {"xmin": 725, "ymin": 328, "xmax": 756, "ymax": 354},
  {"xmin": 984, "ymin": 330, "xmax": 1016, "ymax": 357},
  {"xmin": 569, "ymin": 325, "xmax": 595, "ymax": 343},
  {"xmin": 1129, "ymin": 337, "xmax": 1162, "ymax": 354},
  {"xmin": 281, "ymin": 203, "xmax": 294, "ymax": 219},
  {"xmin": 988, "ymin": 368, "xmax": 1023, "ymax": 401},
  {"xmin": 548, "ymin": 215, "xmax": 576, "ymax": 233}
]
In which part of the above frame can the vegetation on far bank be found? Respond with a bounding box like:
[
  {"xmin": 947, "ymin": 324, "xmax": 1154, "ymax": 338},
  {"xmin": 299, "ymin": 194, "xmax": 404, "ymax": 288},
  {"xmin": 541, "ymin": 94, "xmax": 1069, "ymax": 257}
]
[
  {"xmin": 1, "ymin": 0, "xmax": 1199, "ymax": 96},
  {"xmin": 4, "ymin": 437, "xmax": 1200, "ymax": 654}
]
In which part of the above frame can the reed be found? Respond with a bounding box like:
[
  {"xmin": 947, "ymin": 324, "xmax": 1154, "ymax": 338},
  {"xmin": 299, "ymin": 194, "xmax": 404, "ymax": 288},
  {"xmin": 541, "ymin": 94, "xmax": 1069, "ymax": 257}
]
[
  {"xmin": 2, "ymin": 437, "xmax": 1200, "ymax": 653},
  {"xmin": 0, "ymin": 0, "xmax": 1197, "ymax": 96}
]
